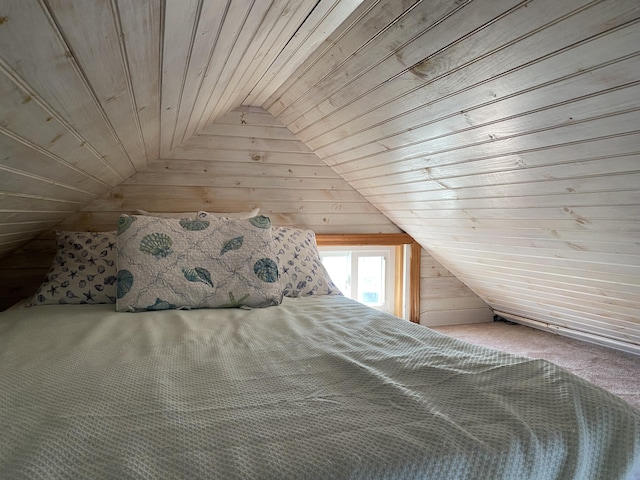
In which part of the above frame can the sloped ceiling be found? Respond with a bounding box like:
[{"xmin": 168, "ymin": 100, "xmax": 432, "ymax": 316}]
[{"xmin": 0, "ymin": 0, "xmax": 638, "ymax": 347}]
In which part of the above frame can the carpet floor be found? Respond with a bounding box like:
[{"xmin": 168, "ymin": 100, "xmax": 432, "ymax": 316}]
[{"xmin": 431, "ymin": 321, "xmax": 640, "ymax": 411}]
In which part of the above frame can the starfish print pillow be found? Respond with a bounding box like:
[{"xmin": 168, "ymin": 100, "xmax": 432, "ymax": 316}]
[{"xmin": 28, "ymin": 231, "xmax": 117, "ymax": 305}]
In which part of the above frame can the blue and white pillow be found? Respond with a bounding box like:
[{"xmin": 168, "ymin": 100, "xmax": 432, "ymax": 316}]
[
  {"xmin": 115, "ymin": 214, "xmax": 282, "ymax": 312},
  {"xmin": 272, "ymin": 227, "xmax": 342, "ymax": 297},
  {"xmin": 28, "ymin": 231, "xmax": 117, "ymax": 305},
  {"xmin": 137, "ymin": 208, "xmax": 259, "ymax": 220},
  {"xmin": 196, "ymin": 208, "xmax": 259, "ymax": 220}
]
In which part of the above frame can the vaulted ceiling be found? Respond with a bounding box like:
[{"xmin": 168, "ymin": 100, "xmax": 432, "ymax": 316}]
[{"xmin": 1, "ymin": 0, "xmax": 639, "ymax": 349}]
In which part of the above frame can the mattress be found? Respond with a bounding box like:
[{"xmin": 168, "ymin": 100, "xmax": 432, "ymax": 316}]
[{"xmin": 1, "ymin": 296, "xmax": 639, "ymax": 479}]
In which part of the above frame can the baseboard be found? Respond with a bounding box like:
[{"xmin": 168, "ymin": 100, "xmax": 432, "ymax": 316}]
[{"xmin": 493, "ymin": 310, "xmax": 640, "ymax": 356}]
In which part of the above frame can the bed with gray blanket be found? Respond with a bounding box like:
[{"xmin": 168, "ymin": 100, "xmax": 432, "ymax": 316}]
[{"xmin": 1, "ymin": 295, "xmax": 639, "ymax": 479}]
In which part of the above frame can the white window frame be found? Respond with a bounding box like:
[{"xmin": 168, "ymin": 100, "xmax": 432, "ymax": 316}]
[
  {"xmin": 318, "ymin": 246, "xmax": 396, "ymax": 314},
  {"xmin": 315, "ymin": 234, "xmax": 421, "ymax": 323}
]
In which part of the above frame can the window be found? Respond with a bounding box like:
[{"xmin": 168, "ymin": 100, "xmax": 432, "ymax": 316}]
[
  {"xmin": 319, "ymin": 246, "xmax": 396, "ymax": 313},
  {"xmin": 315, "ymin": 234, "xmax": 421, "ymax": 322}
]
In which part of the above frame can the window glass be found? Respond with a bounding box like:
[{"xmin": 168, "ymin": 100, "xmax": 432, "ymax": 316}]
[
  {"xmin": 357, "ymin": 255, "xmax": 384, "ymax": 307},
  {"xmin": 319, "ymin": 246, "xmax": 396, "ymax": 315},
  {"xmin": 321, "ymin": 252, "xmax": 351, "ymax": 297}
]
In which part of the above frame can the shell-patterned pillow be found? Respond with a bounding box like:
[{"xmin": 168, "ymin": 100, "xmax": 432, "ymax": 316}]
[
  {"xmin": 28, "ymin": 231, "xmax": 117, "ymax": 305},
  {"xmin": 272, "ymin": 227, "xmax": 342, "ymax": 297},
  {"xmin": 115, "ymin": 214, "xmax": 282, "ymax": 312}
]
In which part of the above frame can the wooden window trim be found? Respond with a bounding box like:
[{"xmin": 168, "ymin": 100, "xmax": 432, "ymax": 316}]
[
  {"xmin": 394, "ymin": 246, "xmax": 404, "ymax": 319},
  {"xmin": 316, "ymin": 234, "xmax": 421, "ymax": 323}
]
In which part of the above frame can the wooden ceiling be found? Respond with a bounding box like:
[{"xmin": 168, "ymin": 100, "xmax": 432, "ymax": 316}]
[
  {"xmin": 0, "ymin": 0, "xmax": 639, "ymax": 349},
  {"xmin": 0, "ymin": 0, "xmax": 364, "ymax": 253}
]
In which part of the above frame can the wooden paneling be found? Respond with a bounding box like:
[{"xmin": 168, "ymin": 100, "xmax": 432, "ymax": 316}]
[
  {"xmin": 157, "ymin": 0, "xmax": 364, "ymax": 155},
  {"xmin": 267, "ymin": 0, "xmax": 640, "ymax": 347},
  {"xmin": 290, "ymin": 0, "xmax": 639, "ymax": 144},
  {"xmin": 44, "ymin": 0, "xmax": 149, "ymax": 169},
  {"xmin": 117, "ymin": 0, "xmax": 162, "ymax": 163},
  {"xmin": 265, "ymin": 0, "xmax": 424, "ymax": 118},
  {"xmin": 419, "ymin": 252, "xmax": 493, "ymax": 326},
  {"xmin": 0, "ymin": 1, "xmax": 138, "ymax": 178},
  {"xmin": 0, "ymin": 0, "xmax": 164, "ymax": 256},
  {"xmin": 70, "ymin": 106, "xmax": 400, "ymax": 235},
  {"xmin": 244, "ymin": 0, "xmax": 367, "ymax": 106}
]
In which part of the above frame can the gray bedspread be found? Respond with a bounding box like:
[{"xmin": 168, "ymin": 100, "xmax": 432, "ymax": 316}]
[{"xmin": 1, "ymin": 296, "xmax": 639, "ymax": 479}]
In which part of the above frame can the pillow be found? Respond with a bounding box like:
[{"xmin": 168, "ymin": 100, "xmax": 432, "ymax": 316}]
[
  {"xmin": 197, "ymin": 208, "xmax": 259, "ymax": 220},
  {"xmin": 135, "ymin": 210, "xmax": 196, "ymax": 219},
  {"xmin": 28, "ymin": 231, "xmax": 117, "ymax": 305},
  {"xmin": 135, "ymin": 209, "xmax": 258, "ymax": 220},
  {"xmin": 196, "ymin": 214, "xmax": 341, "ymax": 297},
  {"xmin": 115, "ymin": 214, "xmax": 282, "ymax": 312},
  {"xmin": 272, "ymin": 227, "xmax": 342, "ymax": 297}
]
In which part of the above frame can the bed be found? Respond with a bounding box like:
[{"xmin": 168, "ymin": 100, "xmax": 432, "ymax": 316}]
[
  {"xmin": 1, "ymin": 213, "xmax": 639, "ymax": 479},
  {"xmin": 1, "ymin": 296, "xmax": 639, "ymax": 479}
]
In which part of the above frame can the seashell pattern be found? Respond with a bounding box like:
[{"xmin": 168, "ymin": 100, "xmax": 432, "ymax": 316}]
[
  {"xmin": 272, "ymin": 226, "xmax": 342, "ymax": 297},
  {"xmin": 145, "ymin": 298, "xmax": 177, "ymax": 311},
  {"xmin": 179, "ymin": 219, "xmax": 210, "ymax": 231},
  {"xmin": 117, "ymin": 215, "xmax": 136, "ymax": 235},
  {"xmin": 115, "ymin": 215, "xmax": 283, "ymax": 311},
  {"xmin": 254, "ymin": 258, "xmax": 278, "ymax": 283},
  {"xmin": 116, "ymin": 269, "xmax": 133, "ymax": 299},
  {"xmin": 140, "ymin": 233, "xmax": 173, "ymax": 258},
  {"xmin": 249, "ymin": 215, "xmax": 271, "ymax": 229},
  {"xmin": 221, "ymin": 236, "xmax": 243, "ymax": 255},
  {"xmin": 28, "ymin": 231, "xmax": 118, "ymax": 306},
  {"xmin": 182, "ymin": 267, "xmax": 214, "ymax": 288}
]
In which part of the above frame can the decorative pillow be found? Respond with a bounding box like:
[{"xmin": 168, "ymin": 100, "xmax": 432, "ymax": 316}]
[
  {"xmin": 272, "ymin": 227, "xmax": 342, "ymax": 297},
  {"xmin": 135, "ymin": 209, "xmax": 258, "ymax": 220},
  {"xmin": 135, "ymin": 210, "xmax": 196, "ymax": 219},
  {"xmin": 197, "ymin": 208, "xmax": 259, "ymax": 220},
  {"xmin": 115, "ymin": 214, "xmax": 282, "ymax": 312},
  {"xmin": 28, "ymin": 231, "xmax": 117, "ymax": 305}
]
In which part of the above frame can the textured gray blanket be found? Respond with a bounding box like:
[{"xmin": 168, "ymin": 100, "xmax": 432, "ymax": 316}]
[{"xmin": 1, "ymin": 296, "xmax": 639, "ymax": 479}]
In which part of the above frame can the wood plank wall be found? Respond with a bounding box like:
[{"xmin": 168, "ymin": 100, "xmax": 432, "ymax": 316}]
[
  {"xmin": 0, "ymin": 0, "xmax": 162, "ymax": 258},
  {"xmin": 264, "ymin": 0, "xmax": 640, "ymax": 348},
  {"xmin": 66, "ymin": 107, "xmax": 399, "ymax": 234},
  {"xmin": 0, "ymin": 106, "xmax": 491, "ymax": 323},
  {"xmin": 421, "ymin": 253, "xmax": 493, "ymax": 326}
]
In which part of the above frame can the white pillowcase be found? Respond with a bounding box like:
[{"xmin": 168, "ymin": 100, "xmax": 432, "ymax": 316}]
[
  {"xmin": 28, "ymin": 231, "xmax": 117, "ymax": 305},
  {"xmin": 136, "ymin": 209, "xmax": 259, "ymax": 220},
  {"xmin": 135, "ymin": 210, "xmax": 196, "ymax": 219},
  {"xmin": 272, "ymin": 227, "xmax": 342, "ymax": 297},
  {"xmin": 197, "ymin": 208, "xmax": 259, "ymax": 220},
  {"xmin": 115, "ymin": 214, "xmax": 282, "ymax": 312},
  {"xmin": 196, "ymin": 215, "xmax": 341, "ymax": 298}
]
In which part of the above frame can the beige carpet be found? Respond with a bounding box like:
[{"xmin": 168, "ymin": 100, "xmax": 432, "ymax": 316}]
[{"xmin": 431, "ymin": 321, "xmax": 640, "ymax": 411}]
